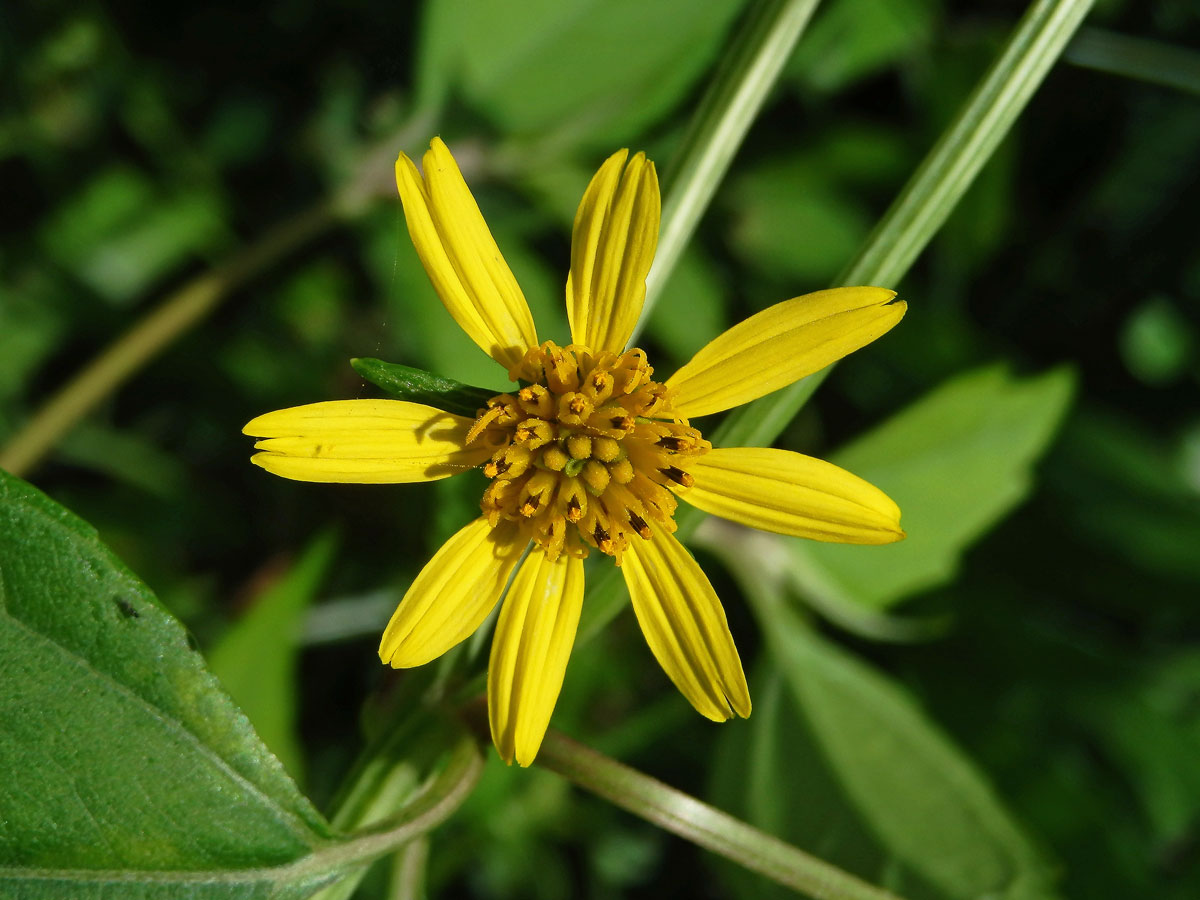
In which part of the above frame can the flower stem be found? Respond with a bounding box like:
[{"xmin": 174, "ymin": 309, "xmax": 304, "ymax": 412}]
[{"xmin": 537, "ymin": 730, "xmax": 907, "ymax": 900}]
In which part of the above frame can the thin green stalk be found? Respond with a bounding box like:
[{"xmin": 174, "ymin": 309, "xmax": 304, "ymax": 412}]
[
  {"xmin": 715, "ymin": 0, "xmax": 1096, "ymax": 451},
  {"xmin": 537, "ymin": 730, "xmax": 906, "ymax": 900},
  {"xmin": 1066, "ymin": 26, "xmax": 1200, "ymax": 96},
  {"xmin": 845, "ymin": 0, "xmax": 1095, "ymax": 286},
  {"xmin": 308, "ymin": 675, "xmax": 466, "ymax": 900},
  {"xmin": 631, "ymin": 0, "xmax": 822, "ymax": 342},
  {"xmin": 388, "ymin": 838, "xmax": 430, "ymax": 900}
]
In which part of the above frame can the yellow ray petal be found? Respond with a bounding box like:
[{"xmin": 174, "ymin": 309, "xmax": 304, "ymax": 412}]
[
  {"xmin": 566, "ymin": 149, "xmax": 660, "ymax": 353},
  {"xmin": 379, "ymin": 518, "xmax": 525, "ymax": 668},
  {"xmin": 666, "ymin": 287, "xmax": 905, "ymax": 418},
  {"xmin": 622, "ymin": 528, "xmax": 750, "ymax": 721},
  {"xmin": 244, "ymin": 399, "xmax": 491, "ymax": 483},
  {"xmin": 395, "ymin": 138, "xmax": 537, "ymax": 370},
  {"xmin": 682, "ymin": 447, "xmax": 904, "ymax": 544},
  {"xmin": 488, "ymin": 551, "xmax": 585, "ymax": 767}
]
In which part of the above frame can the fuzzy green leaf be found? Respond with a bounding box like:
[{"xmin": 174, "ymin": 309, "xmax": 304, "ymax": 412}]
[
  {"xmin": 0, "ymin": 469, "xmax": 335, "ymax": 898},
  {"xmin": 453, "ymin": 0, "xmax": 747, "ymax": 145}
]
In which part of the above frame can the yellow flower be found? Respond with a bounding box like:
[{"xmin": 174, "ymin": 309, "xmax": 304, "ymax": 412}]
[{"xmin": 244, "ymin": 138, "xmax": 906, "ymax": 766}]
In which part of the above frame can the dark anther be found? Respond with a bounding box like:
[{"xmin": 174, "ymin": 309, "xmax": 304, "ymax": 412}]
[
  {"xmin": 629, "ymin": 512, "xmax": 651, "ymax": 538},
  {"xmin": 660, "ymin": 466, "xmax": 693, "ymax": 487}
]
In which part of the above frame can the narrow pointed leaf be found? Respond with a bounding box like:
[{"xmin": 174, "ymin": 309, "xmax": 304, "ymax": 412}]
[{"xmin": 351, "ymin": 358, "xmax": 495, "ymax": 418}]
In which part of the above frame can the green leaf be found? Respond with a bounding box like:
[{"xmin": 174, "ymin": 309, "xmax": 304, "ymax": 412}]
[
  {"xmin": 719, "ymin": 123, "xmax": 915, "ymax": 287},
  {"xmin": 774, "ymin": 626, "xmax": 1058, "ymax": 900},
  {"xmin": 710, "ymin": 672, "xmax": 893, "ymax": 900},
  {"xmin": 1073, "ymin": 660, "xmax": 1200, "ymax": 845},
  {"xmin": 0, "ymin": 469, "xmax": 335, "ymax": 897},
  {"xmin": 39, "ymin": 168, "xmax": 156, "ymax": 266},
  {"xmin": 454, "ymin": 0, "xmax": 747, "ymax": 144},
  {"xmin": 790, "ymin": 366, "xmax": 1074, "ymax": 611},
  {"xmin": 1048, "ymin": 412, "xmax": 1200, "ymax": 584},
  {"xmin": 0, "ymin": 281, "xmax": 65, "ymax": 406},
  {"xmin": 0, "ymin": 471, "xmax": 485, "ymax": 897},
  {"xmin": 276, "ymin": 262, "xmax": 352, "ymax": 349},
  {"xmin": 350, "ymin": 358, "xmax": 495, "ymax": 417},
  {"xmin": 718, "ymin": 579, "xmax": 1060, "ymax": 900},
  {"xmin": 51, "ymin": 422, "xmax": 188, "ymax": 498},
  {"xmin": 411, "ymin": 0, "xmax": 468, "ymax": 119},
  {"xmin": 79, "ymin": 191, "xmax": 228, "ymax": 302},
  {"xmin": 209, "ymin": 531, "xmax": 338, "ymax": 782},
  {"xmin": 786, "ymin": 0, "xmax": 935, "ymax": 94}
]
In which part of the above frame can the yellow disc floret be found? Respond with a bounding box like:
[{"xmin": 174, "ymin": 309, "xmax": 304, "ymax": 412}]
[{"xmin": 466, "ymin": 342, "xmax": 709, "ymax": 562}]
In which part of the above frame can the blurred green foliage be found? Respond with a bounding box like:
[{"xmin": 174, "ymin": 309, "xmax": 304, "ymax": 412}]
[{"xmin": 3, "ymin": 0, "xmax": 1200, "ymax": 897}]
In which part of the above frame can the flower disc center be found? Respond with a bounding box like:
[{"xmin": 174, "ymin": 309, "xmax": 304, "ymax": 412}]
[{"xmin": 467, "ymin": 342, "xmax": 709, "ymax": 561}]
